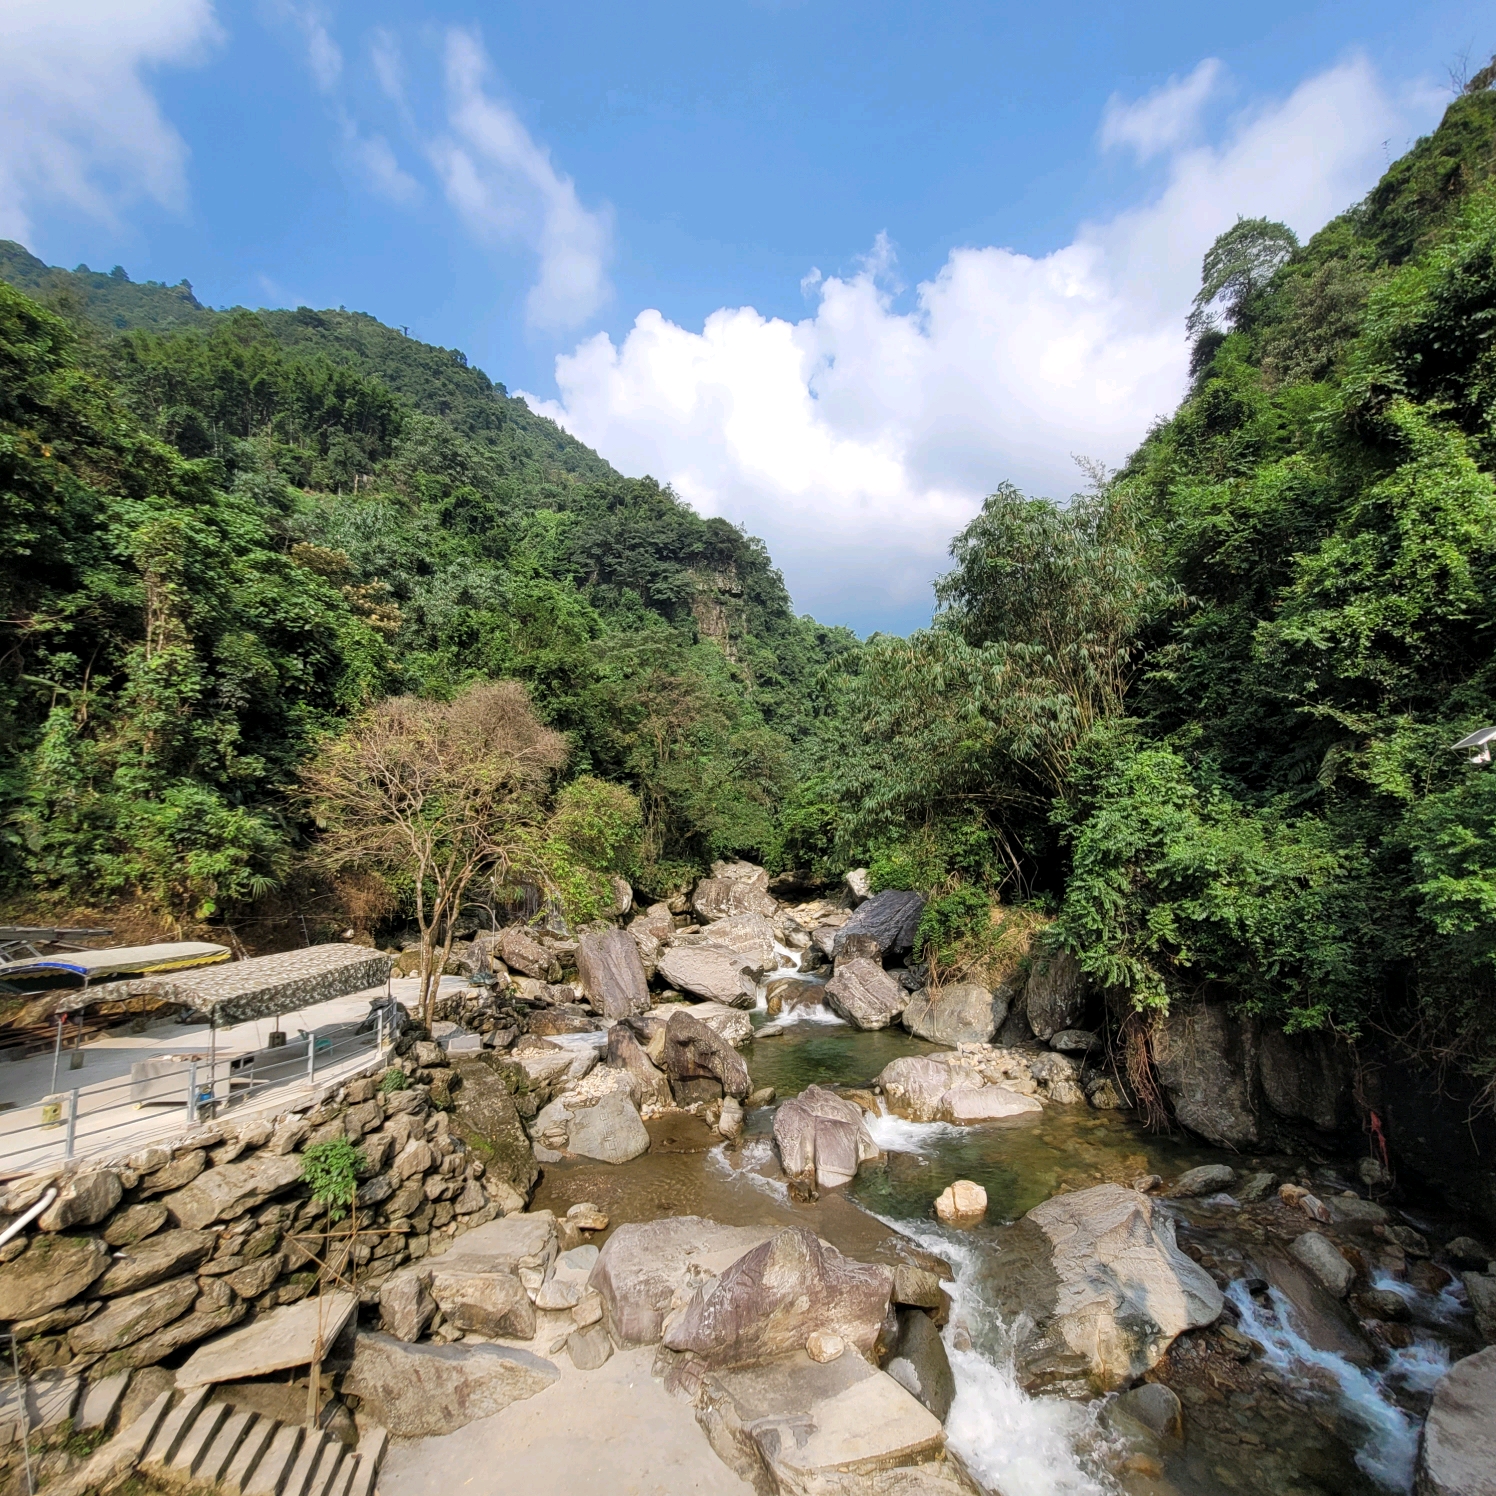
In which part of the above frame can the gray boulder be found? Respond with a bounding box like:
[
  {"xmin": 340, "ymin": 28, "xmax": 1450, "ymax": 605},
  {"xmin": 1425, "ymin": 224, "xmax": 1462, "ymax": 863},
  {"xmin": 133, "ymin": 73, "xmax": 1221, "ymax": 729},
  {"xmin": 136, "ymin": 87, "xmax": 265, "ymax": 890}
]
[
  {"xmin": 448, "ymin": 1054, "xmax": 541, "ymax": 1203},
  {"xmin": 1258, "ymin": 1024, "xmax": 1356, "ymax": 1134},
  {"xmin": 343, "ymin": 1334, "xmax": 558, "ymax": 1437},
  {"xmin": 656, "ymin": 944, "xmax": 758, "ymax": 1006},
  {"xmin": 379, "ymin": 1268, "xmax": 436, "ymax": 1342},
  {"xmin": 877, "ymin": 1054, "xmax": 1041, "ymax": 1125},
  {"xmin": 662, "ymin": 1227, "xmax": 893, "ymax": 1368},
  {"xmin": 1150, "ymin": 1000, "xmax": 1260, "ymax": 1148},
  {"xmin": 1049, "ymin": 1029, "xmax": 1098, "ymax": 1053},
  {"xmin": 606, "ymin": 1022, "xmax": 673, "ymax": 1108},
  {"xmin": 498, "ymin": 927, "xmax": 560, "ymax": 981},
  {"xmin": 691, "ymin": 912, "xmax": 778, "ymax": 974},
  {"xmin": 902, "ymin": 984, "xmax": 1005, "ymax": 1045},
  {"xmin": 427, "ymin": 1264, "xmax": 536, "ymax": 1339},
  {"xmin": 1110, "ymin": 1382, "xmax": 1183, "ymax": 1440},
  {"xmin": 663, "ymin": 1009, "xmax": 751, "ymax": 1100},
  {"xmin": 1024, "ymin": 950, "xmax": 1087, "ymax": 1041},
  {"xmin": 0, "ymin": 1233, "xmax": 110, "ymax": 1319},
  {"xmin": 566, "ymin": 1092, "xmax": 651, "ymax": 1164},
  {"xmin": 773, "ymin": 1085, "xmax": 879, "ymax": 1188},
  {"xmin": 1171, "ymin": 1165, "xmax": 1236, "ymax": 1198},
  {"xmin": 1290, "ymin": 1232, "xmax": 1355, "ymax": 1298},
  {"xmin": 574, "ymin": 927, "xmax": 651, "ymax": 1019},
  {"xmin": 766, "ymin": 977, "xmax": 825, "ymax": 1015},
  {"xmin": 989, "ymin": 1184, "xmax": 1223, "ymax": 1395},
  {"xmin": 824, "ymin": 958, "xmax": 908, "ymax": 1030},
  {"xmin": 1416, "ymin": 1346, "xmax": 1496, "ymax": 1496},
  {"xmin": 588, "ymin": 1217, "xmax": 777, "ymax": 1345},
  {"xmin": 885, "ymin": 1308, "xmax": 955, "ymax": 1421},
  {"xmin": 692, "ymin": 860, "xmax": 777, "ymax": 921},
  {"xmin": 1464, "ymin": 1271, "xmax": 1496, "ymax": 1343},
  {"xmin": 831, "ymin": 890, "xmax": 925, "ymax": 964}
]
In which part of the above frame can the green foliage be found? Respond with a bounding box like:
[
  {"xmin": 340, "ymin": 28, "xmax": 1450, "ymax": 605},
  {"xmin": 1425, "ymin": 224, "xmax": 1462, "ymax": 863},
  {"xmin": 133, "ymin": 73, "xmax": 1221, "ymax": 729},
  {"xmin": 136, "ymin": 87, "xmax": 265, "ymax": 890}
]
[
  {"xmin": 915, "ymin": 886, "xmax": 992, "ymax": 964},
  {"xmin": 1186, "ymin": 217, "xmax": 1299, "ymax": 338},
  {"xmin": 300, "ymin": 1137, "xmax": 365, "ymax": 1221},
  {"xmin": 378, "ymin": 1067, "xmax": 410, "ymax": 1094}
]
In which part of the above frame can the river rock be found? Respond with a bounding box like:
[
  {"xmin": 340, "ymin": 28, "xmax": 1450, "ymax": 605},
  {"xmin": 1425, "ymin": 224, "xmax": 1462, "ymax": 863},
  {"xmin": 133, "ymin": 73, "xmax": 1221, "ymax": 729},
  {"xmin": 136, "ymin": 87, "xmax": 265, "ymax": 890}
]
[
  {"xmin": 606, "ymin": 1022, "xmax": 673, "ymax": 1108},
  {"xmin": 843, "ymin": 868, "xmax": 872, "ymax": 905},
  {"xmin": 1024, "ymin": 951, "xmax": 1087, "ymax": 1041},
  {"xmin": 565, "ymin": 1092, "xmax": 651, "ymax": 1164},
  {"xmin": 1150, "ymin": 1001, "xmax": 1260, "ymax": 1147},
  {"xmin": 1464, "ymin": 1271, "xmax": 1496, "ymax": 1342},
  {"xmin": 1416, "ymin": 1345, "xmax": 1496, "ymax": 1496},
  {"xmin": 343, "ymin": 1334, "xmax": 558, "ymax": 1437},
  {"xmin": 824, "ymin": 958, "xmax": 909, "ymax": 1030},
  {"xmin": 692, "ymin": 860, "xmax": 777, "ymax": 921},
  {"xmin": 1110, "ymin": 1382, "xmax": 1182, "ymax": 1440},
  {"xmin": 448, "ymin": 1054, "xmax": 541, "ymax": 1202},
  {"xmin": 663, "ymin": 1009, "xmax": 751, "ymax": 1100},
  {"xmin": 69, "ymin": 1276, "xmax": 198, "ymax": 1355},
  {"xmin": 886, "ymin": 1308, "xmax": 955, "ymax": 1421},
  {"xmin": 567, "ymin": 1322, "xmax": 613, "ymax": 1370},
  {"xmin": 0, "ymin": 1233, "xmax": 110, "ymax": 1319},
  {"xmin": 993, "ymin": 1184, "xmax": 1224, "ymax": 1395},
  {"xmin": 428, "ymin": 1264, "xmax": 536, "ymax": 1339},
  {"xmin": 656, "ymin": 944, "xmax": 759, "ymax": 1006},
  {"xmin": 96, "ymin": 1229, "xmax": 215, "ymax": 1295},
  {"xmin": 1049, "ymin": 1029, "xmax": 1098, "ymax": 1054},
  {"xmin": 498, "ymin": 928, "xmax": 560, "ymax": 981},
  {"xmin": 670, "ymin": 1001, "xmax": 755, "ymax": 1048},
  {"xmin": 1446, "ymin": 1236, "xmax": 1492, "ymax": 1272},
  {"xmin": 831, "ymin": 889, "xmax": 925, "ymax": 964},
  {"xmin": 935, "ymin": 1181, "xmax": 987, "ymax": 1223},
  {"xmin": 1290, "ymin": 1232, "xmax": 1355, "ymax": 1298},
  {"xmin": 1171, "ymin": 1165, "xmax": 1236, "ymax": 1198},
  {"xmin": 773, "ymin": 1085, "xmax": 879, "ymax": 1188},
  {"xmin": 901, "ymin": 984, "xmax": 1006, "ymax": 1045},
  {"xmin": 162, "ymin": 1151, "xmax": 305, "ymax": 1230},
  {"xmin": 662, "ymin": 1227, "xmax": 893, "ymax": 1368},
  {"xmin": 766, "ymin": 977, "xmax": 825, "ymax": 1015},
  {"xmin": 692, "ymin": 912, "xmax": 778, "ymax": 974},
  {"xmin": 574, "ymin": 927, "xmax": 651, "ymax": 1019},
  {"xmin": 588, "ymin": 1217, "xmax": 777, "ymax": 1344},
  {"xmin": 878, "ymin": 1054, "xmax": 1041, "ymax": 1125},
  {"xmin": 37, "ymin": 1171, "xmax": 122, "ymax": 1232}
]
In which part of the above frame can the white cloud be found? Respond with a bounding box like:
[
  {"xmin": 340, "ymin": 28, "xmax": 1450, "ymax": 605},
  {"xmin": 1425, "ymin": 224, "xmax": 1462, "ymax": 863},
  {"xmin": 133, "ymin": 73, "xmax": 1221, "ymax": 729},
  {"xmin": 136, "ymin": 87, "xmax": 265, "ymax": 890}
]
[
  {"xmin": 0, "ymin": 0, "xmax": 219, "ymax": 243},
  {"xmin": 273, "ymin": 1, "xmax": 341, "ymax": 93},
  {"xmin": 433, "ymin": 28, "xmax": 612, "ymax": 331},
  {"xmin": 1101, "ymin": 59, "xmax": 1224, "ymax": 162},
  {"xmin": 339, "ymin": 114, "xmax": 421, "ymax": 205},
  {"xmin": 524, "ymin": 56, "xmax": 1435, "ymax": 630}
]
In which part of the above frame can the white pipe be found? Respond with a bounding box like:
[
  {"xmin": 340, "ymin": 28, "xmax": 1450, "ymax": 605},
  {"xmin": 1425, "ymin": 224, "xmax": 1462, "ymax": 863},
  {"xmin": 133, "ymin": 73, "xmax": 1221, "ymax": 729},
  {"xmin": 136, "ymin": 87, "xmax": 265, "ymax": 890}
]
[{"xmin": 0, "ymin": 1188, "xmax": 57, "ymax": 1249}]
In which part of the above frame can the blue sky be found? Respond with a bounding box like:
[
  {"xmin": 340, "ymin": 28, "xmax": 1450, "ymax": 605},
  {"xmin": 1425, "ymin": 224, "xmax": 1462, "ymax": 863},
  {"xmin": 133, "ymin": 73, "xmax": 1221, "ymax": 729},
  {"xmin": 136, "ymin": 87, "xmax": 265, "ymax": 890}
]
[{"xmin": 1, "ymin": 0, "xmax": 1477, "ymax": 631}]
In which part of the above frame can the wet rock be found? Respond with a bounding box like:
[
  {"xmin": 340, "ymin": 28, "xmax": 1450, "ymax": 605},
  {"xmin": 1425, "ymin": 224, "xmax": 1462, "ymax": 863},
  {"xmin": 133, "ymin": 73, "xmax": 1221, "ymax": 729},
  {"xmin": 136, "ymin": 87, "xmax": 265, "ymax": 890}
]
[
  {"xmin": 717, "ymin": 1096, "xmax": 744, "ymax": 1141},
  {"xmin": 901, "ymin": 984, "xmax": 1005, "ymax": 1046},
  {"xmin": 935, "ymin": 1181, "xmax": 987, "ymax": 1224},
  {"xmin": 1463, "ymin": 1271, "xmax": 1496, "ymax": 1343},
  {"xmin": 885, "ymin": 1308, "xmax": 955, "ymax": 1420},
  {"xmin": 1084, "ymin": 1075, "xmax": 1130, "ymax": 1110},
  {"xmin": 997, "ymin": 1184, "xmax": 1224, "ymax": 1395},
  {"xmin": 343, "ymin": 1334, "xmax": 558, "ymax": 1437},
  {"xmin": 69, "ymin": 1276, "xmax": 198, "ymax": 1354},
  {"xmin": 1329, "ymin": 1195, "xmax": 1389, "ymax": 1227},
  {"xmin": 588, "ymin": 1217, "xmax": 777, "ymax": 1345},
  {"xmin": 824, "ymin": 958, "xmax": 909, "ymax": 1030},
  {"xmin": 1171, "ymin": 1165, "xmax": 1236, "ymax": 1198},
  {"xmin": 1416, "ymin": 1345, "xmax": 1496, "ymax": 1496},
  {"xmin": 1024, "ymin": 951, "xmax": 1087, "ymax": 1041},
  {"xmin": 773, "ymin": 1085, "xmax": 879, "ymax": 1189},
  {"xmin": 499, "ymin": 928, "xmax": 560, "ymax": 982},
  {"xmin": 1235, "ymin": 1172, "xmax": 1277, "ymax": 1203},
  {"xmin": 942, "ymin": 1087, "xmax": 1042, "ymax": 1123},
  {"xmin": 0, "ymin": 1233, "xmax": 110, "ymax": 1319},
  {"xmin": 663, "ymin": 1227, "xmax": 893, "ymax": 1368},
  {"xmin": 831, "ymin": 890, "xmax": 925, "ymax": 965},
  {"xmin": 1111, "ymin": 1382, "xmax": 1182, "ymax": 1440},
  {"xmin": 575, "ymin": 927, "xmax": 651, "ymax": 1020},
  {"xmin": 878, "ymin": 1054, "xmax": 1041, "ymax": 1125},
  {"xmin": 1150, "ymin": 1000, "xmax": 1260, "ymax": 1148},
  {"xmin": 663, "ymin": 1009, "xmax": 751, "ymax": 1100},
  {"xmin": 1352, "ymin": 1288, "xmax": 1412, "ymax": 1323},
  {"xmin": 567, "ymin": 1202, "xmax": 609, "ymax": 1232},
  {"xmin": 162, "ymin": 1151, "xmax": 305, "ymax": 1230},
  {"xmin": 37, "ymin": 1170, "xmax": 122, "ymax": 1231},
  {"xmin": 656, "ymin": 944, "xmax": 759, "ymax": 1006},
  {"xmin": 692, "ymin": 860, "xmax": 777, "ymax": 921},
  {"xmin": 1446, "ymin": 1236, "xmax": 1492, "ymax": 1272},
  {"xmin": 1290, "ymin": 1232, "xmax": 1355, "ymax": 1298},
  {"xmin": 96, "ymin": 1229, "xmax": 215, "ymax": 1296},
  {"xmin": 766, "ymin": 977, "xmax": 826, "ymax": 1015}
]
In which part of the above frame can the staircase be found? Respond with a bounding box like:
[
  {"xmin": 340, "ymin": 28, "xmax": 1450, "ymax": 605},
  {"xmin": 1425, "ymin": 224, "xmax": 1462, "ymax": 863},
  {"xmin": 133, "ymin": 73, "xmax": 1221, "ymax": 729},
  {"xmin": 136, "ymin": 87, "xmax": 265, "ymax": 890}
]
[{"xmin": 68, "ymin": 1384, "xmax": 388, "ymax": 1496}]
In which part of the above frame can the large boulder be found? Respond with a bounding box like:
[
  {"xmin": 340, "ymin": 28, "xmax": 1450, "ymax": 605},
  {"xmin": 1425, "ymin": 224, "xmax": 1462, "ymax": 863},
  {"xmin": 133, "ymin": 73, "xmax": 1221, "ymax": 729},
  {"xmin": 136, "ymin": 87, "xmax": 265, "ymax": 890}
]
[
  {"xmin": 831, "ymin": 890, "xmax": 924, "ymax": 964},
  {"xmin": 690, "ymin": 912, "xmax": 778, "ymax": 975},
  {"xmin": 662, "ymin": 1227, "xmax": 894, "ymax": 1368},
  {"xmin": 574, "ymin": 927, "xmax": 651, "ymax": 1020},
  {"xmin": 0, "ymin": 1234, "xmax": 110, "ymax": 1319},
  {"xmin": 588, "ymin": 1217, "xmax": 778, "ymax": 1344},
  {"xmin": 877, "ymin": 1055, "xmax": 1041, "ymax": 1125},
  {"xmin": 692, "ymin": 860, "xmax": 777, "ymax": 921},
  {"xmin": 1417, "ymin": 1346, "xmax": 1496, "ymax": 1496},
  {"xmin": 530, "ymin": 1086, "xmax": 651, "ymax": 1164},
  {"xmin": 161, "ymin": 1151, "xmax": 305, "ymax": 1230},
  {"xmin": 656, "ymin": 944, "xmax": 759, "ymax": 1007},
  {"xmin": 427, "ymin": 1264, "xmax": 536, "ymax": 1339},
  {"xmin": 1150, "ymin": 1001, "xmax": 1260, "ymax": 1147},
  {"xmin": 902, "ymin": 984, "xmax": 1007, "ymax": 1046},
  {"xmin": 680, "ymin": 1002, "xmax": 754, "ymax": 1048},
  {"xmin": 448, "ymin": 1054, "xmax": 541, "ymax": 1202},
  {"xmin": 773, "ymin": 1085, "xmax": 880, "ymax": 1188},
  {"xmin": 824, "ymin": 959, "xmax": 909, "ymax": 1030},
  {"xmin": 435, "ymin": 1211, "xmax": 558, "ymax": 1279},
  {"xmin": 1290, "ymin": 1232, "xmax": 1354, "ymax": 1298},
  {"xmin": 663, "ymin": 1009, "xmax": 751, "ymax": 1101},
  {"xmin": 606, "ymin": 1022, "xmax": 673, "ymax": 1108},
  {"xmin": 885, "ymin": 1308, "xmax": 956, "ymax": 1421},
  {"xmin": 988, "ymin": 1184, "xmax": 1223, "ymax": 1395},
  {"xmin": 1024, "ymin": 951, "xmax": 1087, "ymax": 1041},
  {"xmin": 343, "ymin": 1334, "xmax": 558, "ymax": 1437},
  {"xmin": 1258, "ymin": 1025, "xmax": 1356, "ymax": 1134},
  {"xmin": 498, "ymin": 927, "xmax": 560, "ymax": 982}
]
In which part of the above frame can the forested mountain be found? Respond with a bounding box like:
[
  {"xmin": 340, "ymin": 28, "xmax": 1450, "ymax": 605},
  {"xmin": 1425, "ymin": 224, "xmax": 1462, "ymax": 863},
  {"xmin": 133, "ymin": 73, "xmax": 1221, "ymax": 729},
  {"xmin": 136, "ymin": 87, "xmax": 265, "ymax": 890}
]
[
  {"xmin": 0, "ymin": 244, "xmax": 853, "ymax": 919},
  {"xmin": 820, "ymin": 73, "xmax": 1496, "ymax": 1092}
]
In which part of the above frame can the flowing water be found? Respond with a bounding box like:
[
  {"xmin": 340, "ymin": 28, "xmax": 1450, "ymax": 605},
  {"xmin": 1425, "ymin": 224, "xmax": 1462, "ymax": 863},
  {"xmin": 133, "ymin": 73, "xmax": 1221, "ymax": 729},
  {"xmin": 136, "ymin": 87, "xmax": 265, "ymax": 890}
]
[{"xmin": 532, "ymin": 1002, "xmax": 1476, "ymax": 1496}]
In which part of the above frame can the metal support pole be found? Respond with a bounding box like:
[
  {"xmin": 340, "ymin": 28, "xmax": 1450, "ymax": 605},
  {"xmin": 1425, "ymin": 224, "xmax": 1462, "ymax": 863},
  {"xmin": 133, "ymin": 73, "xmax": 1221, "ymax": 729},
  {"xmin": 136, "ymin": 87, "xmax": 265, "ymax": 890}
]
[
  {"xmin": 207, "ymin": 1013, "xmax": 216, "ymax": 1118},
  {"xmin": 187, "ymin": 1062, "xmax": 198, "ymax": 1125},
  {"xmin": 49, "ymin": 1017, "xmax": 63, "ymax": 1094},
  {"xmin": 376, "ymin": 1011, "xmax": 384, "ymax": 1056},
  {"xmin": 307, "ymin": 1030, "xmax": 316, "ymax": 1083},
  {"xmin": 64, "ymin": 1090, "xmax": 78, "ymax": 1160}
]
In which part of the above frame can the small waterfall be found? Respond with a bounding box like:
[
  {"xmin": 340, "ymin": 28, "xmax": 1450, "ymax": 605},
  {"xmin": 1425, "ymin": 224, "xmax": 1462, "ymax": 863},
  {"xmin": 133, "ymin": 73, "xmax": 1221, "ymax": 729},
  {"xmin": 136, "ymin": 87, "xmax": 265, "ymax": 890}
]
[{"xmin": 1225, "ymin": 1280, "xmax": 1422, "ymax": 1492}]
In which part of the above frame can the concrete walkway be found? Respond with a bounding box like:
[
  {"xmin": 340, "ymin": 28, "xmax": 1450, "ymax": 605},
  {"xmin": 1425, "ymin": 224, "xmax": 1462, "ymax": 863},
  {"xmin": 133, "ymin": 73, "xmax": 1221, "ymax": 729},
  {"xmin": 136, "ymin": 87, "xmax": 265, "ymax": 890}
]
[{"xmin": 378, "ymin": 1346, "xmax": 752, "ymax": 1496}]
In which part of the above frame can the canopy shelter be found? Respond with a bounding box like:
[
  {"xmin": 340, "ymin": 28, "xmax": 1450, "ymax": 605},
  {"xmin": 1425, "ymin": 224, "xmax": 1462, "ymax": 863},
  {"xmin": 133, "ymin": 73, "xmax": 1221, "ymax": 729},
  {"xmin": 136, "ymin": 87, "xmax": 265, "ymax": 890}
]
[
  {"xmin": 91, "ymin": 942, "xmax": 393, "ymax": 1025},
  {"xmin": 0, "ymin": 941, "xmax": 230, "ymax": 989}
]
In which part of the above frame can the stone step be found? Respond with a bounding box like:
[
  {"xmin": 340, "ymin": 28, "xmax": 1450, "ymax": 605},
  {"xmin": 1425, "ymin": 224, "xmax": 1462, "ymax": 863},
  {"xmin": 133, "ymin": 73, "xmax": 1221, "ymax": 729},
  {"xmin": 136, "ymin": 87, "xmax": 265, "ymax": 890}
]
[
  {"xmin": 282, "ymin": 1430, "xmax": 335, "ymax": 1496},
  {"xmin": 142, "ymin": 1385, "xmax": 212, "ymax": 1468},
  {"xmin": 198, "ymin": 1409, "xmax": 259, "ymax": 1487},
  {"xmin": 327, "ymin": 1453, "xmax": 358, "ymax": 1496},
  {"xmin": 222, "ymin": 1414, "xmax": 279, "ymax": 1496},
  {"xmin": 167, "ymin": 1399, "xmax": 231, "ymax": 1478},
  {"xmin": 244, "ymin": 1422, "xmax": 305, "ymax": 1496},
  {"xmin": 307, "ymin": 1442, "xmax": 347, "ymax": 1496},
  {"xmin": 346, "ymin": 1427, "xmax": 387, "ymax": 1496}
]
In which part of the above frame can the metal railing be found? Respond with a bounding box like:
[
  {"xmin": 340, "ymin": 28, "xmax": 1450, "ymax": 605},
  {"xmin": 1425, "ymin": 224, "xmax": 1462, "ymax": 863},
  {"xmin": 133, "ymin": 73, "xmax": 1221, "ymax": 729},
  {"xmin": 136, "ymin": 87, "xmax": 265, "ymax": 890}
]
[{"xmin": 0, "ymin": 1015, "xmax": 390, "ymax": 1178}]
